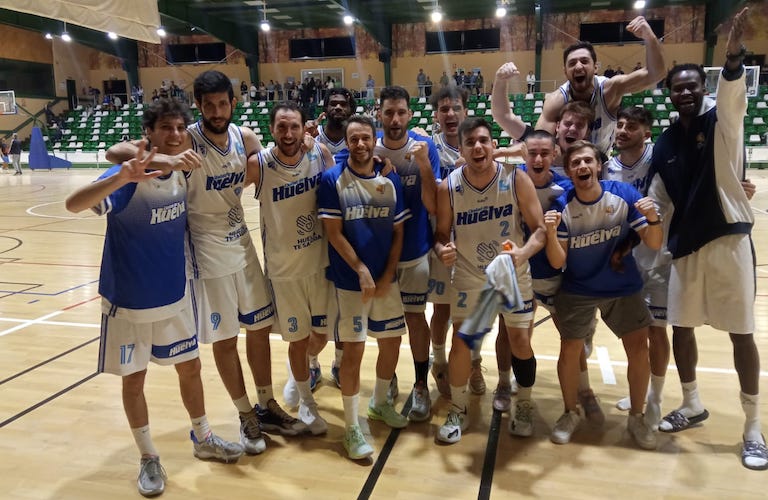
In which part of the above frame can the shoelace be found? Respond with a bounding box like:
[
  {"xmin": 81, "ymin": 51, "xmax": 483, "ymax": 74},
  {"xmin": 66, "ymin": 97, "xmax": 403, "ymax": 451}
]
[
  {"xmin": 269, "ymin": 401, "xmax": 297, "ymax": 422},
  {"xmin": 242, "ymin": 414, "xmax": 262, "ymax": 437},
  {"xmin": 141, "ymin": 458, "xmax": 167, "ymax": 480}
]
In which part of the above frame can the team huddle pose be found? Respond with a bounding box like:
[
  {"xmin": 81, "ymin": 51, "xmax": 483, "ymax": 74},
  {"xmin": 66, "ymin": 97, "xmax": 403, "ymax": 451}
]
[{"xmin": 65, "ymin": 7, "xmax": 764, "ymax": 498}]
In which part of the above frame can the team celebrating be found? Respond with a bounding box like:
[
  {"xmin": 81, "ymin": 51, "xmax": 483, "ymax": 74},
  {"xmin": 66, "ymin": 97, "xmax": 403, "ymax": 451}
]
[{"xmin": 65, "ymin": 7, "xmax": 766, "ymax": 498}]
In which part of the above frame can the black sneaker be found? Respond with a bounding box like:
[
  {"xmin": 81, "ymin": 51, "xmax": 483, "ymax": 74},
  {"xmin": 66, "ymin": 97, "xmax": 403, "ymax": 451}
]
[{"xmin": 256, "ymin": 399, "xmax": 310, "ymax": 436}]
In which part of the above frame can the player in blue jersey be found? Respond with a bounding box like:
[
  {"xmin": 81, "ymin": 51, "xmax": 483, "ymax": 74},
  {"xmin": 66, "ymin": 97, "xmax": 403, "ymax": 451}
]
[
  {"xmin": 250, "ymin": 101, "xmax": 335, "ymax": 436},
  {"xmin": 67, "ymin": 99, "xmax": 243, "ymax": 497},
  {"xmin": 434, "ymin": 117, "xmax": 546, "ymax": 444},
  {"xmin": 107, "ymin": 70, "xmax": 308, "ymax": 456},
  {"xmin": 374, "ymin": 86, "xmax": 439, "ymax": 422},
  {"xmin": 305, "ymin": 87, "xmax": 357, "ymax": 387},
  {"xmin": 492, "ymin": 66, "xmax": 605, "ymax": 425},
  {"xmin": 318, "ymin": 115, "xmax": 410, "ymax": 460},
  {"xmin": 651, "ymin": 8, "xmax": 766, "ymax": 470},
  {"xmin": 544, "ymin": 140, "xmax": 662, "ymax": 449},
  {"xmin": 537, "ymin": 16, "xmax": 665, "ymax": 155}
]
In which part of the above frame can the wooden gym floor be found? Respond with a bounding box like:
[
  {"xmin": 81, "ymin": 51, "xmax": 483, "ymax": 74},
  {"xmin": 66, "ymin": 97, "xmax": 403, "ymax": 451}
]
[{"xmin": 0, "ymin": 167, "xmax": 767, "ymax": 499}]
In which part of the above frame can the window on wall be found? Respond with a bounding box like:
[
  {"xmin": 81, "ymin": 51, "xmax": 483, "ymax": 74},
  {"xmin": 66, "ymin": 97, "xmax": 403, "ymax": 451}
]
[
  {"xmin": 579, "ymin": 19, "xmax": 664, "ymax": 44},
  {"xmin": 425, "ymin": 29, "xmax": 500, "ymax": 54},
  {"xmin": 165, "ymin": 43, "xmax": 226, "ymax": 64},
  {"xmin": 0, "ymin": 58, "xmax": 55, "ymax": 97},
  {"xmin": 289, "ymin": 37, "xmax": 355, "ymax": 60}
]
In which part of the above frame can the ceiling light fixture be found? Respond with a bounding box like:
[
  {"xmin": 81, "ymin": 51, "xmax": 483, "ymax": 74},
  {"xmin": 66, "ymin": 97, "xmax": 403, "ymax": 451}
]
[
  {"xmin": 431, "ymin": 1, "xmax": 443, "ymax": 23},
  {"xmin": 633, "ymin": 0, "xmax": 646, "ymax": 9},
  {"xmin": 343, "ymin": 14, "xmax": 354, "ymax": 26},
  {"xmin": 44, "ymin": 33, "xmax": 53, "ymax": 40},
  {"xmin": 60, "ymin": 21, "xmax": 72, "ymax": 42},
  {"xmin": 260, "ymin": 0, "xmax": 271, "ymax": 32},
  {"xmin": 495, "ymin": 0, "xmax": 508, "ymax": 18},
  {"xmin": 156, "ymin": 27, "xmax": 167, "ymax": 37},
  {"xmin": 107, "ymin": 31, "xmax": 118, "ymax": 40}
]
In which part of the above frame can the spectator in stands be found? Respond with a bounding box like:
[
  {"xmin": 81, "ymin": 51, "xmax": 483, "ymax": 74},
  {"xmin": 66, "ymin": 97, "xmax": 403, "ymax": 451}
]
[
  {"xmin": 527, "ymin": 70, "xmax": 536, "ymax": 93},
  {"xmin": 241, "ymin": 81, "xmax": 248, "ymax": 102},
  {"xmin": 417, "ymin": 69, "xmax": 427, "ymax": 97},
  {"xmin": 604, "ymin": 65, "xmax": 617, "ymax": 78},
  {"xmin": 276, "ymin": 81, "xmax": 283, "ymax": 100},
  {"xmin": 634, "ymin": 62, "xmax": 643, "ymax": 71},
  {"xmin": 616, "ymin": 66, "xmax": 625, "ymax": 75},
  {"xmin": 250, "ymin": 82, "xmax": 258, "ymax": 101},
  {"xmin": 267, "ymin": 80, "xmax": 275, "ymax": 100},
  {"xmin": 366, "ymin": 74, "xmax": 375, "ymax": 100},
  {"xmin": 475, "ymin": 71, "xmax": 484, "ymax": 96},
  {"xmin": 425, "ymin": 76, "xmax": 433, "ymax": 98},
  {"xmin": 439, "ymin": 71, "xmax": 449, "ymax": 88},
  {"xmin": 152, "ymin": 89, "xmax": 159, "ymax": 102}
]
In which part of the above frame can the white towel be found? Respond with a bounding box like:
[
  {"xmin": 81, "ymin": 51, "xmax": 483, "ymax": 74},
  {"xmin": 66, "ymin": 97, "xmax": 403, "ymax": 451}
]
[{"xmin": 458, "ymin": 254, "xmax": 524, "ymax": 349}]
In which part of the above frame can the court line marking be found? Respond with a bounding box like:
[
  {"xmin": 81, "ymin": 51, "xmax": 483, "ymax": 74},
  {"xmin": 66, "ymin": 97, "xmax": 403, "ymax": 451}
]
[
  {"xmin": 0, "ymin": 336, "xmax": 99, "ymax": 386},
  {"xmin": 26, "ymin": 201, "xmax": 90, "ymax": 220},
  {"xmin": 596, "ymin": 346, "xmax": 618, "ymax": 385}
]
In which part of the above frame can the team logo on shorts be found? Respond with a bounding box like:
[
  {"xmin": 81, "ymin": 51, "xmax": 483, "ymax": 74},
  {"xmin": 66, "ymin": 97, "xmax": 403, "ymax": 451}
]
[
  {"xmin": 296, "ymin": 213, "xmax": 316, "ymax": 235},
  {"xmin": 476, "ymin": 240, "xmax": 500, "ymax": 262}
]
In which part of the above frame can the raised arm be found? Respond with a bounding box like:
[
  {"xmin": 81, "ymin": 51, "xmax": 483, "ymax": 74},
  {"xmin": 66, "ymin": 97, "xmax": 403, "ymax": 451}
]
[
  {"xmin": 410, "ymin": 139, "xmax": 438, "ymax": 215},
  {"xmin": 105, "ymin": 138, "xmax": 200, "ymax": 172},
  {"xmin": 535, "ymin": 91, "xmax": 564, "ymax": 134},
  {"xmin": 634, "ymin": 196, "xmax": 663, "ymax": 250},
  {"xmin": 491, "ymin": 62, "xmax": 529, "ymax": 140},
  {"xmin": 602, "ymin": 16, "xmax": 666, "ymax": 106},
  {"xmin": 543, "ymin": 210, "xmax": 567, "ymax": 270},
  {"xmin": 66, "ymin": 143, "xmax": 159, "ymax": 213}
]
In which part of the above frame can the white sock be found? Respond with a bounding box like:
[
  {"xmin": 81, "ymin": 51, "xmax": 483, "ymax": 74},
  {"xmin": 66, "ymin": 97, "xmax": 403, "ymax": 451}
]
[
  {"xmin": 578, "ymin": 369, "xmax": 591, "ymax": 392},
  {"xmin": 191, "ymin": 415, "xmax": 211, "ymax": 442},
  {"xmin": 680, "ymin": 380, "xmax": 704, "ymax": 416},
  {"xmin": 647, "ymin": 374, "xmax": 665, "ymax": 405},
  {"xmin": 131, "ymin": 425, "xmax": 159, "ymax": 457},
  {"xmin": 296, "ymin": 379, "xmax": 314, "ymax": 405},
  {"xmin": 308, "ymin": 354, "xmax": 320, "ymax": 368},
  {"xmin": 449, "ymin": 384, "xmax": 469, "ymax": 413},
  {"xmin": 233, "ymin": 395, "xmax": 253, "ymax": 414},
  {"xmin": 517, "ymin": 385, "xmax": 533, "ymax": 401},
  {"xmin": 256, "ymin": 386, "xmax": 274, "ymax": 406},
  {"xmin": 498, "ymin": 370, "xmax": 511, "ymax": 387},
  {"xmin": 741, "ymin": 392, "xmax": 763, "ymax": 443},
  {"xmin": 373, "ymin": 378, "xmax": 390, "ymax": 407},
  {"xmin": 432, "ymin": 343, "xmax": 447, "ymax": 365},
  {"xmin": 471, "ymin": 345, "xmax": 482, "ymax": 362},
  {"xmin": 342, "ymin": 393, "xmax": 360, "ymax": 427}
]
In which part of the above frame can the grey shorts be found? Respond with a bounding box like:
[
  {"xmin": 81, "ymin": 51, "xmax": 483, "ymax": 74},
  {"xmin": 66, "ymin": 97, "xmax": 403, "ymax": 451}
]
[{"xmin": 554, "ymin": 291, "xmax": 652, "ymax": 340}]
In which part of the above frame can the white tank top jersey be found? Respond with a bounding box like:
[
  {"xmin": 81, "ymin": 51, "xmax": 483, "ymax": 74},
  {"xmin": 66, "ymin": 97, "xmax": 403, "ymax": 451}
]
[
  {"xmin": 432, "ymin": 132, "xmax": 461, "ymax": 180},
  {"xmin": 448, "ymin": 162, "xmax": 529, "ymax": 290},
  {"xmin": 185, "ymin": 122, "xmax": 257, "ymax": 279},
  {"xmin": 254, "ymin": 144, "xmax": 329, "ymax": 280},
  {"xmin": 603, "ymin": 143, "xmax": 655, "ymax": 195},
  {"xmin": 316, "ymin": 124, "xmax": 347, "ymax": 156},
  {"xmin": 558, "ymin": 75, "xmax": 616, "ymax": 155}
]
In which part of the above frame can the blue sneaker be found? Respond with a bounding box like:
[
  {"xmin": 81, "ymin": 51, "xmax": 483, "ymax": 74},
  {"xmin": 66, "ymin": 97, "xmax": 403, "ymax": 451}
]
[{"xmin": 309, "ymin": 364, "xmax": 322, "ymax": 392}]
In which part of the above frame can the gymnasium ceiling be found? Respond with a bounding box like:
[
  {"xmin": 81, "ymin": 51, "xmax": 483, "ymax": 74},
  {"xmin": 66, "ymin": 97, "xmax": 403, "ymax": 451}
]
[{"xmin": 0, "ymin": 0, "xmax": 746, "ymax": 59}]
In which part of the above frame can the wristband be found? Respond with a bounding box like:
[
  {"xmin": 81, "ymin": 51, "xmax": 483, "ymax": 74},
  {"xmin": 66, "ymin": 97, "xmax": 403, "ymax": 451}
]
[{"xmin": 646, "ymin": 218, "xmax": 662, "ymax": 226}]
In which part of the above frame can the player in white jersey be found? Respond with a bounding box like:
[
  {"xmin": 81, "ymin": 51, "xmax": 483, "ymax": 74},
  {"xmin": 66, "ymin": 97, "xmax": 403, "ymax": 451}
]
[
  {"xmin": 375, "ymin": 86, "xmax": 439, "ymax": 422},
  {"xmin": 318, "ymin": 115, "xmax": 410, "ymax": 460},
  {"xmin": 305, "ymin": 87, "xmax": 356, "ymax": 386},
  {"xmin": 425, "ymin": 85, "xmax": 489, "ymax": 399},
  {"xmin": 434, "ymin": 117, "xmax": 545, "ymax": 444},
  {"xmin": 536, "ymin": 16, "xmax": 665, "ymax": 156},
  {"xmin": 67, "ymin": 99, "xmax": 242, "ymax": 497},
  {"xmin": 107, "ymin": 70, "xmax": 306, "ymax": 456},
  {"xmin": 544, "ymin": 140, "xmax": 662, "ymax": 449},
  {"xmin": 249, "ymin": 101, "xmax": 335, "ymax": 436},
  {"xmin": 602, "ymin": 106, "xmax": 671, "ymax": 428}
]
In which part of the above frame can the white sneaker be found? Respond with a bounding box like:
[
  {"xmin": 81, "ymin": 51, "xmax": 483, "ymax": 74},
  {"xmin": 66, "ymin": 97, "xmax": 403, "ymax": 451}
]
[
  {"xmin": 437, "ymin": 409, "xmax": 469, "ymax": 444},
  {"xmin": 283, "ymin": 359, "xmax": 299, "ymax": 409},
  {"xmin": 509, "ymin": 400, "xmax": 535, "ymax": 437},
  {"xmin": 645, "ymin": 399, "xmax": 662, "ymax": 431},
  {"xmin": 628, "ymin": 413, "xmax": 657, "ymax": 450},
  {"xmin": 551, "ymin": 411, "xmax": 580, "ymax": 444},
  {"xmin": 298, "ymin": 401, "xmax": 328, "ymax": 435}
]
